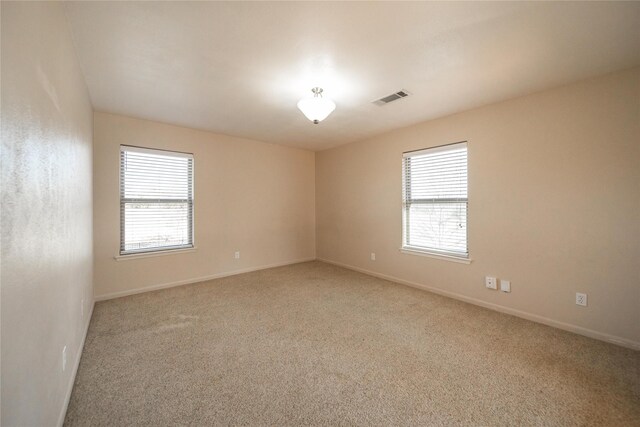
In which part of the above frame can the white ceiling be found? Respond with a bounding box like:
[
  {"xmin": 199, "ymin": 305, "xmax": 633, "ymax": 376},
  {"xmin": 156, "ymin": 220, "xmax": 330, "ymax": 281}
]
[{"xmin": 64, "ymin": 1, "xmax": 640, "ymax": 151}]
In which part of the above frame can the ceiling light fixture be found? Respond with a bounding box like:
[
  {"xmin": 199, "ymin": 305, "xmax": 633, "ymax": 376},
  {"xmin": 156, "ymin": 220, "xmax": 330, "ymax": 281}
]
[{"xmin": 297, "ymin": 87, "xmax": 336, "ymax": 124}]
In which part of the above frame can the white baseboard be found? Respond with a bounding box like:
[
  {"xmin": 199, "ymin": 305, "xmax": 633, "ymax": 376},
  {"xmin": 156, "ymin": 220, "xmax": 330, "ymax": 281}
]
[
  {"xmin": 95, "ymin": 258, "xmax": 317, "ymax": 302},
  {"xmin": 317, "ymin": 258, "xmax": 640, "ymax": 351},
  {"xmin": 57, "ymin": 299, "xmax": 95, "ymax": 427}
]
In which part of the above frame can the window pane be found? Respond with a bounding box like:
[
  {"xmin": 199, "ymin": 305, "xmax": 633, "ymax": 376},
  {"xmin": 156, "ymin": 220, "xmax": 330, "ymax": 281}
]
[
  {"xmin": 402, "ymin": 142, "xmax": 468, "ymax": 257},
  {"xmin": 120, "ymin": 146, "xmax": 194, "ymax": 255},
  {"xmin": 123, "ymin": 202, "xmax": 191, "ymax": 252},
  {"xmin": 407, "ymin": 148, "xmax": 467, "ymax": 199},
  {"xmin": 407, "ymin": 202, "xmax": 467, "ymax": 255},
  {"xmin": 122, "ymin": 151, "xmax": 191, "ymax": 200}
]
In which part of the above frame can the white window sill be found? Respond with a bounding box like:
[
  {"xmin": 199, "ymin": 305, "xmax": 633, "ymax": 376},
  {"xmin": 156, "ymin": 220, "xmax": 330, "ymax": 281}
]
[
  {"xmin": 400, "ymin": 247, "xmax": 472, "ymax": 264},
  {"xmin": 114, "ymin": 247, "xmax": 197, "ymax": 261}
]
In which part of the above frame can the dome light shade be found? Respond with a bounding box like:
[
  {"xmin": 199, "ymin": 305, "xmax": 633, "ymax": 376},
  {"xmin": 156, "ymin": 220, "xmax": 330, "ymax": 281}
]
[{"xmin": 297, "ymin": 87, "xmax": 336, "ymax": 124}]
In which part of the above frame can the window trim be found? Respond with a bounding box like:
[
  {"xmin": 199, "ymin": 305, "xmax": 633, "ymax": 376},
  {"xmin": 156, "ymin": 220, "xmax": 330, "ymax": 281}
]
[
  {"xmin": 119, "ymin": 145, "xmax": 195, "ymax": 256},
  {"xmin": 114, "ymin": 246, "xmax": 197, "ymax": 261},
  {"xmin": 401, "ymin": 141, "xmax": 469, "ymax": 262}
]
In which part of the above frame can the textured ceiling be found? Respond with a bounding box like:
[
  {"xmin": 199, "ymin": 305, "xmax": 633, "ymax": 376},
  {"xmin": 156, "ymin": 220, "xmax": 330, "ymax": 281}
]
[{"xmin": 64, "ymin": 1, "xmax": 640, "ymax": 151}]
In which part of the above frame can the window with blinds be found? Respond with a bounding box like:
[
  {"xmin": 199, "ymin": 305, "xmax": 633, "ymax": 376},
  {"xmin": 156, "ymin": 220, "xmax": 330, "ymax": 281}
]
[
  {"xmin": 402, "ymin": 142, "xmax": 468, "ymax": 259},
  {"xmin": 120, "ymin": 146, "xmax": 194, "ymax": 255}
]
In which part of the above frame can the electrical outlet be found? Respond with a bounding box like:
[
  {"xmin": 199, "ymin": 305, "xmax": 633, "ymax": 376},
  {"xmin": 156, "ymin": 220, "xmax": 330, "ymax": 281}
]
[
  {"xmin": 500, "ymin": 280, "xmax": 511, "ymax": 293},
  {"xmin": 485, "ymin": 276, "xmax": 497, "ymax": 290},
  {"xmin": 576, "ymin": 292, "xmax": 587, "ymax": 306},
  {"xmin": 234, "ymin": 251, "xmax": 240, "ymax": 259},
  {"xmin": 370, "ymin": 252, "xmax": 376, "ymax": 261},
  {"xmin": 62, "ymin": 346, "xmax": 67, "ymax": 372}
]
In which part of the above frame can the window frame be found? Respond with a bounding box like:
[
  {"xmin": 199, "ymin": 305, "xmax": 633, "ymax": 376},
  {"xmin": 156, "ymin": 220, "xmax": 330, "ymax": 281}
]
[
  {"xmin": 119, "ymin": 145, "xmax": 195, "ymax": 256},
  {"xmin": 401, "ymin": 141, "xmax": 469, "ymax": 261}
]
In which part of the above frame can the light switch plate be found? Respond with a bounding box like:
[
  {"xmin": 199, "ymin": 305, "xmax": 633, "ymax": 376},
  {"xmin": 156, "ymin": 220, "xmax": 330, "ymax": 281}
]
[{"xmin": 500, "ymin": 280, "xmax": 511, "ymax": 293}]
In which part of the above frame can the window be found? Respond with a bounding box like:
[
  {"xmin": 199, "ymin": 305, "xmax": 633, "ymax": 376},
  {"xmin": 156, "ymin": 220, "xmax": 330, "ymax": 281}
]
[
  {"xmin": 120, "ymin": 146, "xmax": 194, "ymax": 255},
  {"xmin": 402, "ymin": 142, "xmax": 468, "ymax": 259}
]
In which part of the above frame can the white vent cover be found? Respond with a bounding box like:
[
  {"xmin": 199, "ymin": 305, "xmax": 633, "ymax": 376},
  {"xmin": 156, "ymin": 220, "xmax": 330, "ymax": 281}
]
[{"xmin": 373, "ymin": 89, "xmax": 410, "ymax": 105}]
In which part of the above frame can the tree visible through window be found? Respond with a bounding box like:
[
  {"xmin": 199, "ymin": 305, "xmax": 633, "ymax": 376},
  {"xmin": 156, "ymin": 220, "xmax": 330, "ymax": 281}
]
[
  {"xmin": 402, "ymin": 142, "xmax": 468, "ymax": 258},
  {"xmin": 120, "ymin": 146, "xmax": 194, "ymax": 255}
]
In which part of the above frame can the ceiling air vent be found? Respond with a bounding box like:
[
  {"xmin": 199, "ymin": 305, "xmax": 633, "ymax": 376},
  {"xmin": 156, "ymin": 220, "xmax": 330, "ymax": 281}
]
[{"xmin": 373, "ymin": 89, "xmax": 410, "ymax": 106}]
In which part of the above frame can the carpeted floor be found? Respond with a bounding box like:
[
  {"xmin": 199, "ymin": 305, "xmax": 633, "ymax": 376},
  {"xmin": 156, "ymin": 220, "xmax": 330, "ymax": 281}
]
[{"xmin": 65, "ymin": 261, "xmax": 640, "ymax": 426}]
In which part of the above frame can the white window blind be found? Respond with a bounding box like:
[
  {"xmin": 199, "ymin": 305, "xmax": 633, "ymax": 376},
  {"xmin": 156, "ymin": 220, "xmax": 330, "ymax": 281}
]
[
  {"xmin": 120, "ymin": 146, "xmax": 194, "ymax": 255},
  {"xmin": 402, "ymin": 142, "xmax": 468, "ymax": 258}
]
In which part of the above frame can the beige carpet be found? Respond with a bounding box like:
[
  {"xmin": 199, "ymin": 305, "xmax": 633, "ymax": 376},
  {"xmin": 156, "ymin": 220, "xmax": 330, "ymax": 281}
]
[{"xmin": 65, "ymin": 261, "xmax": 640, "ymax": 426}]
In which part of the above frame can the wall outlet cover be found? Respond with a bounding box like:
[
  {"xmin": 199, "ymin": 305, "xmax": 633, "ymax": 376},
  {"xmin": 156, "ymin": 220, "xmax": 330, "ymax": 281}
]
[
  {"xmin": 370, "ymin": 253, "xmax": 376, "ymax": 261},
  {"xmin": 500, "ymin": 280, "xmax": 511, "ymax": 293},
  {"xmin": 576, "ymin": 292, "xmax": 587, "ymax": 306},
  {"xmin": 485, "ymin": 276, "xmax": 497, "ymax": 290}
]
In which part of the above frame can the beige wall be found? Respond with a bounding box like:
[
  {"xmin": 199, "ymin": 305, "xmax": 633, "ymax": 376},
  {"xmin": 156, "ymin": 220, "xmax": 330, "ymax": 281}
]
[
  {"xmin": 93, "ymin": 112, "xmax": 315, "ymax": 299},
  {"xmin": 1, "ymin": 2, "xmax": 94, "ymax": 425},
  {"xmin": 316, "ymin": 68, "xmax": 640, "ymax": 347}
]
